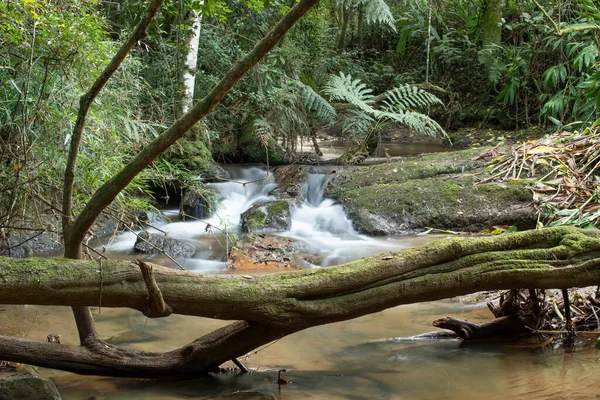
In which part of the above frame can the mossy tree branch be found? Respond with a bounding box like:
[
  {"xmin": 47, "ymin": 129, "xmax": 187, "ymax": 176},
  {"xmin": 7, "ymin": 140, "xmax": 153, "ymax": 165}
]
[{"xmin": 0, "ymin": 227, "xmax": 599, "ymax": 377}]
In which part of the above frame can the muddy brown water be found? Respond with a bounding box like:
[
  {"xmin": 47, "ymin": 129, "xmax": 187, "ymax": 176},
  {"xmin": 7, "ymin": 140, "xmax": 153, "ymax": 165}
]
[{"xmin": 2, "ymin": 300, "xmax": 599, "ymax": 399}]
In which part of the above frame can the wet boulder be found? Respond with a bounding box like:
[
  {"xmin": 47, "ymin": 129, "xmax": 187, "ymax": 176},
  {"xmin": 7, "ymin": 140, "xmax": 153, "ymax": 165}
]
[
  {"xmin": 180, "ymin": 188, "xmax": 215, "ymax": 220},
  {"xmin": 270, "ymin": 165, "xmax": 306, "ymax": 201},
  {"xmin": 329, "ymin": 148, "xmax": 536, "ymax": 234},
  {"xmin": 0, "ymin": 231, "xmax": 61, "ymax": 258},
  {"xmin": 203, "ymin": 162, "xmax": 230, "ymax": 182},
  {"xmin": 0, "ymin": 374, "xmax": 62, "ymax": 400},
  {"xmin": 133, "ymin": 231, "xmax": 195, "ymax": 258},
  {"xmin": 240, "ymin": 201, "xmax": 291, "ymax": 233}
]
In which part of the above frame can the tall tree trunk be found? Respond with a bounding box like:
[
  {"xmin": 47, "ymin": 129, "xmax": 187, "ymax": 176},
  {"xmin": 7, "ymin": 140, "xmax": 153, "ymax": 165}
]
[
  {"xmin": 481, "ymin": 0, "xmax": 503, "ymax": 47},
  {"xmin": 337, "ymin": 2, "xmax": 352, "ymax": 51},
  {"xmin": 180, "ymin": 5, "xmax": 203, "ymax": 117},
  {"xmin": 0, "ymin": 227, "xmax": 599, "ymax": 378},
  {"xmin": 358, "ymin": 4, "xmax": 365, "ymax": 48}
]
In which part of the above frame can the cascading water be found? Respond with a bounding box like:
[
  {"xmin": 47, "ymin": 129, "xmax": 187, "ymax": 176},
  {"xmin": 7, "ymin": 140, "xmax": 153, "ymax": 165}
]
[{"xmin": 105, "ymin": 165, "xmax": 403, "ymax": 270}]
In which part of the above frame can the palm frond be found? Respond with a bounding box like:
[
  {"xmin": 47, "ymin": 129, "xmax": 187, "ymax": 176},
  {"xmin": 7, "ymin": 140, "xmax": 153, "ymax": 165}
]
[{"xmin": 297, "ymin": 81, "xmax": 336, "ymax": 121}]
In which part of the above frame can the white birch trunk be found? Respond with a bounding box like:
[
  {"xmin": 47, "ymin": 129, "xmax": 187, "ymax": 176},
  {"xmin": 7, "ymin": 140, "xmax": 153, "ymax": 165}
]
[{"xmin": 181, "ymin": 5, "xmax": 203, "ymax": 115}]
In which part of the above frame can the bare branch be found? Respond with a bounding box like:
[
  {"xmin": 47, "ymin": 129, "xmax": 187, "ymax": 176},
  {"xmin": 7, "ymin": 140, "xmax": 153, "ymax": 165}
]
[
  {"xmin": 135, "ymin": 259, "xmax": 173, "ymax": 318},
  {"xmin": 62, "ymin": 0, "xmax": 164, "ymax": 255}
]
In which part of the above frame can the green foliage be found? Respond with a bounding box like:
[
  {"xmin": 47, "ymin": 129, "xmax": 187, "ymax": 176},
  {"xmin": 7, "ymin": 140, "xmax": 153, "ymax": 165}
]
[
  {"xmin": 297, "ymin": 81, "xmax": 337, "ymax": 122},
  {"xmin": 325, "ymin": 72, "xmax": 375, "ymax": 111},
  {"xmin": 0, "ymin": 0, "xmax": 176, "ymax": 232},
  {"xmin": 355, "ymin": 0, "xmax": 396, "ymax": 29},
  {"xmin": 325, "ymin": 72, "xmax": 447, "ymax": 139}
]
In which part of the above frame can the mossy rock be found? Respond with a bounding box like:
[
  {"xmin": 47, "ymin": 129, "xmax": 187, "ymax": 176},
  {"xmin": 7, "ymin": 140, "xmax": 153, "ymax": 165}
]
[
  {"xmin": 0, "ymin": 374, "xmax": 62, "ymax": 400},
  {"xmin": 335, "ymin": 174, "xmax": 535, "ymax": 234},
  {"xmin": 180, "ymin": 188, "xmax": 217, "ymax": 220},
  {"xmin": 240, "ymin": 201, "xmax": 292, "ymax": 233},
  {"xmin": 331, "ymin": 147, "xmax": 487, "ymax": 191},
  {"xmin": 164, "ymin": 139, "xmax": 212, "ymax": 173},
  {"xmin": 270, "ymin": 165, "xmax": 307, "ymax": 201},
  {"xmin": 329, "ymin": 148, "xmax": 536, "ymax": 234},
  {"xmin": 133, "ymin": 232, "xmax": 195, "ymax": 258}
]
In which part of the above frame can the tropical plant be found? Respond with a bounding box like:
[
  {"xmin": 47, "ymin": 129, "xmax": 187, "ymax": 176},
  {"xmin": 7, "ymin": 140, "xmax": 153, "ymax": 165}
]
[
  {"xmin": 324, "ymin": 72, "xmax": 446, "ymax": 141},
  {"xmin": 334, "ymin": 0, "xmax": 396, "ymax": 50}
]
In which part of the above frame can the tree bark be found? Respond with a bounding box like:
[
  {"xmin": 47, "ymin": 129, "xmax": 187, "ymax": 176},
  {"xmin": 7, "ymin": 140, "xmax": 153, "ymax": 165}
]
[
  {"xmin": 180, "ymin": 4, "xmax": 203, "ymax": 116},
  {"xmin": 337, "ymin": 2, "xmax": 351, "ymax": 50},
  {"xmin": 0, "ymin": 227, "xmax": 599, "ymax": 377},
  {"xmin": 432, "ymin": 315, "xmax": 529, "ymax": 340},
  {"xmin": 481, "ymin": 0, "xmax": 503, "ymax": 47}
]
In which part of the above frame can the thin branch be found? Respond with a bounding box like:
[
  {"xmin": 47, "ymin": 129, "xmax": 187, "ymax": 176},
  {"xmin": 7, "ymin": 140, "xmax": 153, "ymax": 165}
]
[
  {"xmin": 66, "ymin": 0, "xmax": 321, "ymax": 255},
  {"xmin": 531, "ymin": 0, "xmax": 560, "ymax": 35},
  {"xmin": 134, "ymin": 259, "xmax": 173, "ymax": 318},
  {"xmin": 0, "ymin": 231, "xmax": 44, "ymax": 256},
  {"xmin": 62, "ymin": 0, "xmax": 164, "ymax": 251},
  {"xmin": 72, "ymin": 306, "xmax": 101, "ymax": 347}
]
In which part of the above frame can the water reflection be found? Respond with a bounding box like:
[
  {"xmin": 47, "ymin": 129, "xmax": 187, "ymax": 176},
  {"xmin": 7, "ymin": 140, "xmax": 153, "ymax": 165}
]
[{"xmin": 17, "ymin": 302, "xmax": 597, "ymax": 400}]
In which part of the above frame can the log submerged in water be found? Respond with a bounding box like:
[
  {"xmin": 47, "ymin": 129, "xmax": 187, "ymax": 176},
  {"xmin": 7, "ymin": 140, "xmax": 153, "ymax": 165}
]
[{"xmin": 0, "ymin": 226, "xmax": 599, "ymax": 378}]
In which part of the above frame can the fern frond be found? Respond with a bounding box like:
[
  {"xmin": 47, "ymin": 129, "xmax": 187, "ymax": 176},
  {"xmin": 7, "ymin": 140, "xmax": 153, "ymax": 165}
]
[
  {"xmin": 376, "ymin": 109, "xmax": 447, "ymax": 138},
  {"xmin": 324, "ymin": 72, "xmax": 375, "ymax": 113},
  {"xmin": 342, "ymin": 108, "xmax": 375, "ymax": 137},
  {"xmin": 253, "ymin": 117, "xmax": 273, "ymax": 148},
  {"xmin": 296, "ymin": 81, "xmax": 336, "ymax": 121},
  {"xmin": 363, "ymin": 0, "xmax": 396, "ymax": 30},
  {"xmin": 343, "ymin": 0, "xmax": 396, "ymax": 30},
  {"xmin": 382, "ymin": 85, "xmax": 443, "ymax": 112}
]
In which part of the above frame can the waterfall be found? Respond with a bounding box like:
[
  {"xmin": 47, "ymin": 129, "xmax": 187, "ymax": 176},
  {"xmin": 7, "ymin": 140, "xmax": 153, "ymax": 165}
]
[{"xmin": 106, "ymin": 165, "xmax": 401, "ymax": 269}]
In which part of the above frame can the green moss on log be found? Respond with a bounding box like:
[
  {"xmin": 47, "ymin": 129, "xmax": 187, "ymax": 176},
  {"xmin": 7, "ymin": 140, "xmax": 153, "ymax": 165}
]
[{"xmin": 331, "ymin": 147, "xmax": 487, "ymax": 190}]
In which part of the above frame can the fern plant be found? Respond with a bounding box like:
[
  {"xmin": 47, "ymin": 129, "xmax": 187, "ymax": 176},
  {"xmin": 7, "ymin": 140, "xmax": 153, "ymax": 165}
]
[
  {"xmin": 296, "ymin": 81, "xmax": 337, "ymax": 122},
  {"xmin": 346, "ymin": 0, "xmax": 396, "ymax": 29},
  {"xmin": 324, "ymin": 72, "xmax": 447, "ymax": 140}
]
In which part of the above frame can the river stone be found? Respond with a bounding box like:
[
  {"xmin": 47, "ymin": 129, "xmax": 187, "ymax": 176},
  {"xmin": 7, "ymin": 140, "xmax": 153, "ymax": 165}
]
[
  {"xmin": 203, "ymin": 163, "xmax": 230, "ymax": 182},
  {"xmin": 270, "ymin": 165, "xmax": 306, "ymax": 201},
  {"xmin": 240, "ymin": 201, "xmax": 291, "ymax": 233},
  {"xmin": 180, "ymin": 189, "xmax": 214, "ymax": 220},
  {"xmin": 0, "ymin": 374, "xmax": 62, "ymax": 400},
  {"xmin": 0, "ymin": 231, "xmax": 62, "ymax": 258},
  {"xmin": 133, "ymin": 232, "xmax": 195, "ymax": 258},
  {"xmin": 228, "ymin": 234, "xmax": 304, "ymax": 270},
  {"xmin": 329, "ymin": 148, "xmax": 537, "ymax": 234}
]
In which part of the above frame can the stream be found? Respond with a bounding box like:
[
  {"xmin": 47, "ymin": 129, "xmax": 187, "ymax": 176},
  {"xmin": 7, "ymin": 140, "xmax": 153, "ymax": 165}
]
[{"xmin": 3, "ymin": 161, "xmax": 600, "ymax": 399}]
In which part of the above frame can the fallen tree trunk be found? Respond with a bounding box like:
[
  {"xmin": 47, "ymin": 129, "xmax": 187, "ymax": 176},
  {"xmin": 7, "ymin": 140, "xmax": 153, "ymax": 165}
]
[{"xmin": 0, "ymin": 226, "xmax": 599, "ymax": 377}]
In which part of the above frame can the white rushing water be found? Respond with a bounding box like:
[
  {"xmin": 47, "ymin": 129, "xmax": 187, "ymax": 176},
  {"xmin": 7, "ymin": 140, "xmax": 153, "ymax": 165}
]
[{"xmin": 106, "ymin": 165, "xmax": 403, "ymax": 270}]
